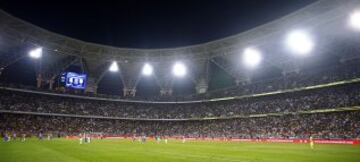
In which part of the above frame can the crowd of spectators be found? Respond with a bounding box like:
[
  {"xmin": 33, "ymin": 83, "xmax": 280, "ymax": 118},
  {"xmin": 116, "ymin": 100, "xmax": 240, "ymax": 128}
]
[
  {"xmin": 1, "ymin": 111, "xmax": 359, "ymax": 139},
  {"xmin": 0, "ymin": 61, "xmax": 359, "ymax": 139},
  {"xmin": 0, "ymin": 83, "xmax": 359, "ymax": 119}
]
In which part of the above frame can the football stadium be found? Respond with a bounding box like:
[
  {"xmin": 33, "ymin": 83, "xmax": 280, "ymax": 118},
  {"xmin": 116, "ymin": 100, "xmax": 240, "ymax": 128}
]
[{"xmin": 0, "ymin": 0, "xmax": 360, "ymax": 162}]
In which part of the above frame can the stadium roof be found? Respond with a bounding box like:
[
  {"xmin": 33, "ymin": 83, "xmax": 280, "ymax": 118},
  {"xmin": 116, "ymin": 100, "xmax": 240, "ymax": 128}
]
[{"xmin": 0, "ymin": 0, "xmax": 359, "ymax": 97}]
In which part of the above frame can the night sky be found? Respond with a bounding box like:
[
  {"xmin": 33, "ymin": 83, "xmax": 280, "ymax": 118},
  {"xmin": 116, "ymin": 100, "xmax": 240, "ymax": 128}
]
[{"xmin": 0, "ymin": 0, "xmax": 315, "ymax": 48}]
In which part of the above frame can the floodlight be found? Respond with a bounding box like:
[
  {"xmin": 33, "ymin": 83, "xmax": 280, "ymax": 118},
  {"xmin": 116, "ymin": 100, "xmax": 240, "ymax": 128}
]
[
  {"xmin": 172, "ymin": 62, "xmax": 186, "ymax": 77},
  {"xmin": 349, "ymin": 11, "xmax": 360, "ymax": 30},
  {"xmin": 109, "ymin": 61, "xmax": 119, "ymax": 72},
  {"xmin": 285, "ymin": 30, "xmax": 314, "ymax": 55},
  {"xmin": 142, "ymin": 63, "xmax": 153, "ymax": 76},
  {"xmin": 29, "ymin": 47, "xmax": 42, "ymax": 59},
  {"xmin": 242, "ymin": 47, "xmax": 262, "ymax": 67}
]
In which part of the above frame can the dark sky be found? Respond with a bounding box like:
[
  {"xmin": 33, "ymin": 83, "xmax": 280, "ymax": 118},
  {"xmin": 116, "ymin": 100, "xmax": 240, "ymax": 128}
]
[{"xmin": 0, "ymin": 0, "xmax": 316, "ymax": 48}]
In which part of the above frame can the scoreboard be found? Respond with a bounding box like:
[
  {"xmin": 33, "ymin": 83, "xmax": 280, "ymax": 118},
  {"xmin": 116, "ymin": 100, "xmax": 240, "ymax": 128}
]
[{"xmin": 60, "ymin": 72, "xmax": 87, "ymax": 89}]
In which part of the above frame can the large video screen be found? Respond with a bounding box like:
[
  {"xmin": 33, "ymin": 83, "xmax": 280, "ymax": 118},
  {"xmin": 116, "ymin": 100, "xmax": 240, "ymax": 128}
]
[{"xmin": 60, "ymin": 72, "xmax": 87, "ymax": 89}]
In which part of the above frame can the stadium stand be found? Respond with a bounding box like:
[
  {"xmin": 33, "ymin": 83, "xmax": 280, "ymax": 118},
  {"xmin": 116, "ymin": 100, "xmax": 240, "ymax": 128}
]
[
  {"xmin": 0, "ymin": 0, "xmax": 359, "ymax": 143},
  {"xmin": 1, "ymin": 111, "xmax": 359, "ymax": 139},
  {"xmin": 0, "ymin": 81, "xmax": 359, "ymax": 139},
  {"xmin": 0, "ymin": 83, "xmax": 359, "ymax": 119}
]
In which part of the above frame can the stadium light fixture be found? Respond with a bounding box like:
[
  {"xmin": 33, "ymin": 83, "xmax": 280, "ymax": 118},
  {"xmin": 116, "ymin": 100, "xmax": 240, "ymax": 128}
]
[
  {"xmin": 142, "ymin": 63, "xmax": 153, "ymax": 76},
  {"xmin": 285, "ymin": 30, "xmax": 314, "ymax": 55},
  {"xmin": 172, "ymin": 62, "xmax": 186, "ymax": 77},
  {"xmin": 29, "ymin": 47, "xmax": 43, "ymax": 59},
  {"xmin": 109, "ymin": 61, "xmax": 119, "ymax": 72},
  {"xmin": 349, "ymin": 10, "xmax": 360, "ymax": 30},
  {"xmin": 242, "ymin": 47, "xmax": 262, "ymax": 68}
]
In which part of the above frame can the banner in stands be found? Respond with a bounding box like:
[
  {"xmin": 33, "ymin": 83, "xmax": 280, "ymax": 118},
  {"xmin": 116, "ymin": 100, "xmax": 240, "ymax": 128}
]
[
  {"xmin": 66, "ymin": 135, "xmax": 360, "ymax": 145},
  {"xmin": 185, "ymin": 138, "xmax": 360, "ymax": 145}
]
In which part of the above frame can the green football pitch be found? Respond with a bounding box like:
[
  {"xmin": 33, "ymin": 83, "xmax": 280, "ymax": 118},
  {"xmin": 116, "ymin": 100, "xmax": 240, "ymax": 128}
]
[{"xmin": 0, "ymin": 138, "xmax": 359, "ymax": 162}]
